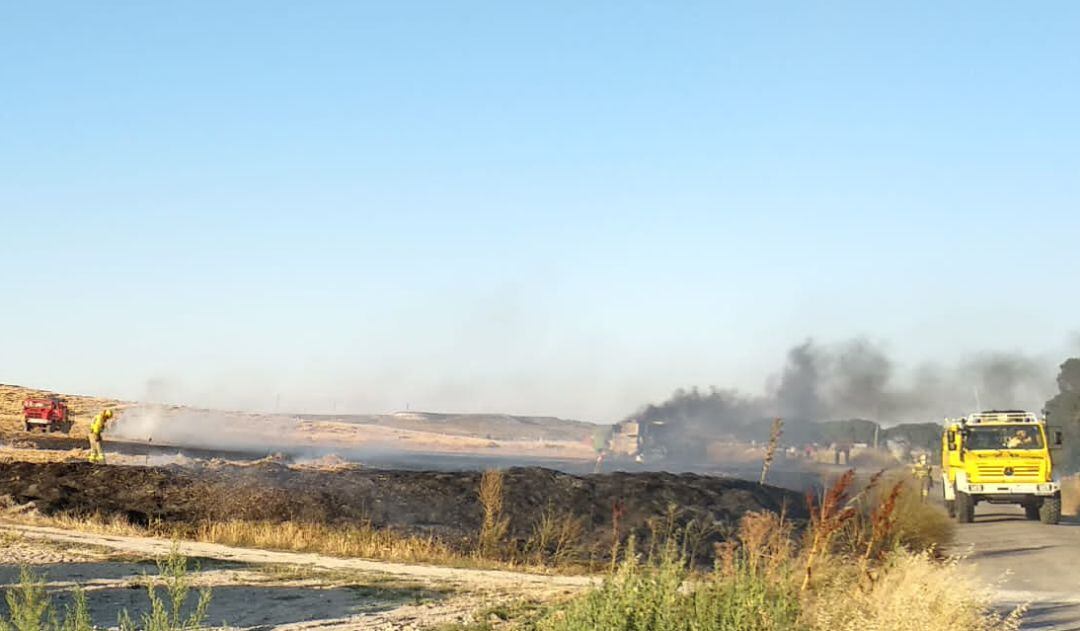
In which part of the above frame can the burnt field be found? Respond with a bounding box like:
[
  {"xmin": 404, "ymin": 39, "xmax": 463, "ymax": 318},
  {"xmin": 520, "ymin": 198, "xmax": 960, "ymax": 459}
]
[
  {"xmin": 1, "ymin": 432, "xmax": 833, "ymax": 491},
  {"xmin": 0, "ymin": 461, "xmax": 807, "ymax": 559}
]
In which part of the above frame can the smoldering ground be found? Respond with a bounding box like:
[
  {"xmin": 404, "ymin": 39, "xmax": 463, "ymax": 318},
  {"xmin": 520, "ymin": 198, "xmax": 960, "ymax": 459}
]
[
  {"xmin": 104, "ymin": 406, "xmax": 596, "ymax": 472},
  {"xmin": 108, "ymin": 406, "xmax": 301, "ymax": 453}
]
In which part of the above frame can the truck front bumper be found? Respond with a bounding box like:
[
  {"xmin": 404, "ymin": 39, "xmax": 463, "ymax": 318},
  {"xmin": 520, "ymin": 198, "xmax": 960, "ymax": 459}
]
[{"xmin": 956, "ymin": 480, "xmax": 1059, "ymax": 496}]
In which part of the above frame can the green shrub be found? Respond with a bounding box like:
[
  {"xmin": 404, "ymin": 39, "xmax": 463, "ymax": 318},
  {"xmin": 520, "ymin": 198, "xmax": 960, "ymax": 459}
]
[
  {"xmin": 118, "ymin": 547, "xmax": 212, "ymax": 631},
  {"xmin": 0, "ymin": 568, "xmax": 91, "ymax": 631},
  {"xmin": 538, "ymin": 535, "xmax": 802, "ymax": 631}
]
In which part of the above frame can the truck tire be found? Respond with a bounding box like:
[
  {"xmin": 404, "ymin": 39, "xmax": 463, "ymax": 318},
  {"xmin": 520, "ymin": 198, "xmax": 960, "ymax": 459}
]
[
  {"xmin": 945, "ymin": 500, "xmax": 956, "ymax": 518},
  {"xmin": 1024, "ymin": 503, "xmax": 1041, "ymax": 520},
  {"xmin": 956, "ymin": 492, "xmax": 975, "ymax": 523},
  {"xmin": 1040, "ymin": 494, "xmax": 1061, "ymax": 525}
]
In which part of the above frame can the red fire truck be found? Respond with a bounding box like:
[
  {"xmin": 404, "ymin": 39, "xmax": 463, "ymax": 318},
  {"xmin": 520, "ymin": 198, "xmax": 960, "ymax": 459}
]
[{"xmin": 22, "ymin": 398, "xmax": 72, "ymax": 433}]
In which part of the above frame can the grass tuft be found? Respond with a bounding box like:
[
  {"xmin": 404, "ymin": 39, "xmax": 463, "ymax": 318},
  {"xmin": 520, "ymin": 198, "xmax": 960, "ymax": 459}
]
[{"xmin": 477, "ymin": 469, "xmax": 510, "ymax": 560}]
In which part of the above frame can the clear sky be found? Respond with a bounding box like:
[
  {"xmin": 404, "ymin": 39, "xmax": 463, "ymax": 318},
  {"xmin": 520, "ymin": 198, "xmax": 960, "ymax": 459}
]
[{"xmin": 3, "ymin": 2, "xmax": 1078, "ymax": 421}]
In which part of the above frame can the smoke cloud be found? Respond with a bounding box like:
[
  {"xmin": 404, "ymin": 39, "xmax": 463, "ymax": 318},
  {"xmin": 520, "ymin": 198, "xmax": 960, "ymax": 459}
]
[
  {"xmin": 109, "ymin": 406, "xmax": 302, "ymax": 454},
  {"xmin": 629, "ymin": 338, "xmax": 1056, "ymax": 433}
]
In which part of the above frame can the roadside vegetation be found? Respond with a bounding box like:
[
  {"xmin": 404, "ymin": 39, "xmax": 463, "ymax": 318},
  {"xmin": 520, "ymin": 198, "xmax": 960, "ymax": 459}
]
[
  {"xmin": 524, "ymin": 471, "xmax": 1016, "ymax": 631},
  {"xmin": 0, "ymin": 548, "xmax": 208, "ymax": 631}
]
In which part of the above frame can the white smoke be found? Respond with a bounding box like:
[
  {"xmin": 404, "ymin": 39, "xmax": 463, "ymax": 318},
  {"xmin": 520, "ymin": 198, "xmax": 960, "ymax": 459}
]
[{"xmin": 110, "ymin": 405, "xmax": 302, "ymax": 453}]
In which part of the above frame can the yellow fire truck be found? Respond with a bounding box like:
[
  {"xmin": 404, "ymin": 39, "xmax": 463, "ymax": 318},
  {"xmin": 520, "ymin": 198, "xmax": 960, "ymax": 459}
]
[{"xmin": 942, "ymin": 410, "xmax": 1063, "ymax": 524}]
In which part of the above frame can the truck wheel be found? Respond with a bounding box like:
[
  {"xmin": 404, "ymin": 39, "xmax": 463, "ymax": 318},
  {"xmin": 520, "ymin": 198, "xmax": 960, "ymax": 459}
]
[
  {"xmin": 1040, "ymin": 494, "xmax": 1061, "ymax": 525},
  {"xmin": 956, "ymin": 492, "xmax": 975, "ymax": 523},
  {"xmin": 1024, "ymin": 503, "xmax": 1041, "ymax": 520},
  {"xmin": 945, "ymin": 500, "xmax": 956, "ymax": 518}
]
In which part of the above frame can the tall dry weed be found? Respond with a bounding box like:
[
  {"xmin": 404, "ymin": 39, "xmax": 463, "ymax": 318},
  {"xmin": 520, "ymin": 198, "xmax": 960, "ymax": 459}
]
[
  {"xmin": 760, "ymin": 417, "xmax": 784, "ymax": 485},
  {"xmin": 801, "ymin": 469, "xmax": 856, "ymax": 591},
  {"xmin": 478, "ymin": 469, "xmax": 510, "ymax": 559},
  {"xmin": 863, "ymin": 479, "xmax": 903, "ymax": 562}
]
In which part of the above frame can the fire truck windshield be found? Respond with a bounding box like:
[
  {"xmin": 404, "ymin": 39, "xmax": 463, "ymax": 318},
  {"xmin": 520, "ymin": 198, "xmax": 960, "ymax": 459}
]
[{"xmin": 966, "ymin": 426, "xmax": 1044, "ymax": 450}]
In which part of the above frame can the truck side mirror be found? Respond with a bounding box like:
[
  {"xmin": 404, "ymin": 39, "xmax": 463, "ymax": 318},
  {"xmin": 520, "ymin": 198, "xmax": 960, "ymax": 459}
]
[
  {"xmin": 1055, "ymin": 431, "xmax": 1064, "ymax": 447},
  {"xmin": 947, "ymin": 430, "xmax": 957, "ymax": 451}
]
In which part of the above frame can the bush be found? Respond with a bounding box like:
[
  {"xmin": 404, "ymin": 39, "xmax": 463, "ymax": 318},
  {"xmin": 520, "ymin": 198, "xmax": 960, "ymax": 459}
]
[
  {"xmin": 0, "ymin": 567, "xmax": 91, "ymax": 631},
  {"xmin": 119, "ymin": 547, "xmax": 211, "ymax": 631},
  {"xmin": 539, "ymin": 514, "xmax": 802, "ymax": 631}
]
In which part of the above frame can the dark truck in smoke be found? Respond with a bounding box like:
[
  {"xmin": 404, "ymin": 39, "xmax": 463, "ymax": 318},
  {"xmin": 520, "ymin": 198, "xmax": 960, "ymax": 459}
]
[
  {"xmin": 604, "ymin": 414, "xmax": 944, "ymax": 467},
  {"xmin": 606, "ymin": 418, "xmax": 674, "ymax": 462}
]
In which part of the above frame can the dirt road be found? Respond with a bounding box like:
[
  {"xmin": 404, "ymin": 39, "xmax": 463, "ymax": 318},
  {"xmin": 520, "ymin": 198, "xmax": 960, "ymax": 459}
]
[
  {"xmin": 954, "ymin": 504, "xmax": 1080, "ymax": 630},
  {"xmin": 0, "ymin": 521, "xmax": 595, "ymax": 629}
]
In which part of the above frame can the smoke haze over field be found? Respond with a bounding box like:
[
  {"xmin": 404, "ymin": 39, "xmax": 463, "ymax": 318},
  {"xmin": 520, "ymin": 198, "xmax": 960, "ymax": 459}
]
[
  {"xmin": 630, "ymin": 338, "xmax": 1056, "ymax": 431},
  {"xmin": 109, "ymin": 406, "xmax": 301, "ymax": 454}
]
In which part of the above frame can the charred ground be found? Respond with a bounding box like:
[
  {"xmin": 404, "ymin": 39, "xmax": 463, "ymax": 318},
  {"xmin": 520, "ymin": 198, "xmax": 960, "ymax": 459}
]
[{"xmin": 0, "ymin": 462, "xmax": 805, "ymax": 561}]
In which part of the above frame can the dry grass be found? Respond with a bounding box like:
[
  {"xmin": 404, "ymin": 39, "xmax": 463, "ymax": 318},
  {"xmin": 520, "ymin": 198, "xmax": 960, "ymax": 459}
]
[
  {"xmin": 526, "ymin": 507, "xmax": 587, "ymax": 567},
  {"xmin": 809, "ymin": 551, "xmax": 1025, "ymax": 631},
  {"xmin": 192, "ymin": 520, "xmax": 457, "ymax": 564},
  {"xmin": 0, "ymin": 506, "xmax": 149, "ymax": 537},
  {"xmin": 5, "ymin": 510, "xmax": 498, "ymax": 569},
  {"xmin": 882, "ymin": 475, "xmax": 954, "ymax": 551},
  {"xmin": 0, "ymin": 446, "xmax": 88, "ymax": 465},
  {"xmin": 716, "ymin": 510, "xmax": 797, "ymax": 583},
  {"xmin": 799, "ymin": 472, "xmax": 1002, "ymax": 631},
  {"xmin": 841, "ymin": 471, "xmax": 955, "ymax": 557}
]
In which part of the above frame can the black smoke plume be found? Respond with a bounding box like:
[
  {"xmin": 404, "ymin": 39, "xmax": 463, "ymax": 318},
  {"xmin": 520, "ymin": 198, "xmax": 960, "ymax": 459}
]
[{"xmin": 626, "ymin": 337, "xmax": 1056, "ymax": 458}]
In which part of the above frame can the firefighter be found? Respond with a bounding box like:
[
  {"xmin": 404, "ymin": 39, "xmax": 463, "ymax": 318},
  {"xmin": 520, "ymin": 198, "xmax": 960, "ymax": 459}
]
[
  {"xmin": 1006, "ymin": 428, "xmax": 1035, "ymax": 449},
  {"xmin": 88, "ymin": 408, "xmax": 113, "ymax": 464},
  {"xmin": 911, "ymin": 453, "xmax": 933, "ymax": 501},
  {"xmin": 833, "ymin": 442, "xmax": 851, "ymax": 465}
]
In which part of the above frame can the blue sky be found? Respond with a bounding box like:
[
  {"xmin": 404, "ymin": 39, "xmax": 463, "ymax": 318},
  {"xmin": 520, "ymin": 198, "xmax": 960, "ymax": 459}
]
[{"xmin": 2, "ymin": 2, "xmax": 1078, "ymax": 420}]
